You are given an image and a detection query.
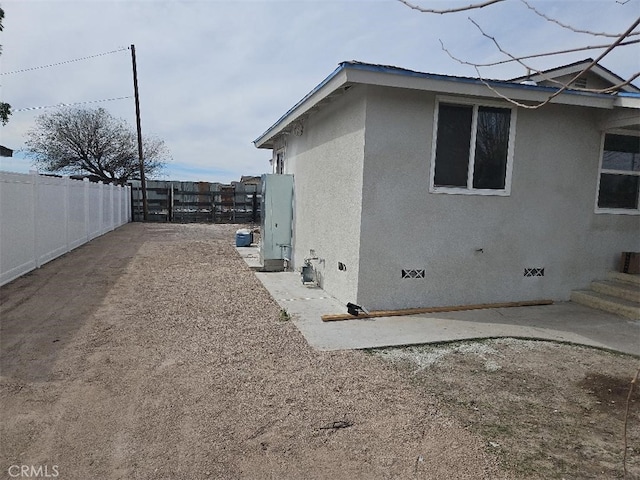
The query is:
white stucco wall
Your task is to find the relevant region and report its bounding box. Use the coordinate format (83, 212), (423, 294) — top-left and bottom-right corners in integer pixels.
(356, 86), (639, 311)
(283, 86), (367, 305)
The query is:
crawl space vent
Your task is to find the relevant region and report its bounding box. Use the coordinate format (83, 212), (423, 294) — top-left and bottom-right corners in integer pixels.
(402, 269), (425, 279)
(524, 267), (545, 277)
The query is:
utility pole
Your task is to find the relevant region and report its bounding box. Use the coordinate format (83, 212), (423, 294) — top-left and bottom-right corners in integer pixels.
(131, 44), (148, 221)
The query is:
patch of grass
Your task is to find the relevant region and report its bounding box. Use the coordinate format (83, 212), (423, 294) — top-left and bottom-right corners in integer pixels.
(279, 309), (291, 322)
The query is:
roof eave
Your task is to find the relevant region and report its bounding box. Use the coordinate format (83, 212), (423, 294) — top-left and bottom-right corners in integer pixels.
(510, 60), (640, 94)
(254, 62), (632, 150)
(344, 66), (618, 109)
(614, 93), (640, 108)
(253, 66), (349, 149)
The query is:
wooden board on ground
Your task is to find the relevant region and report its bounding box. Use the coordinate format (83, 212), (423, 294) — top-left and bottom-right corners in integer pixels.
(321, 300), (554, 322)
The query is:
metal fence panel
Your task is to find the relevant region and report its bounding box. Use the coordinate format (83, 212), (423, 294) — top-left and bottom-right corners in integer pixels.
(130, 180), (262, 223)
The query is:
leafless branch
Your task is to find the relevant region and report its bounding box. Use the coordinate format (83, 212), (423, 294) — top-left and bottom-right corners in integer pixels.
(474, 17), (640, 108)
(520, 0), (640, 38)
(468, 18), (536, 75)
(530, 15), (639, 99)
(396, 0), (504, 15)
(597, 71), (640, 93)
(473, 68), (637, 109)
(442, 34), (639, 94)
(318, 418), (354, 430)
(457, 15), (640, 106)
(464, 18), (569, 91)
(441, 39), (640, 68)
(400, 0), (639, 106)
(472, 72), (543, 109)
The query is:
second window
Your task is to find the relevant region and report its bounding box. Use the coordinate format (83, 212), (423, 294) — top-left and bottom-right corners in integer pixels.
(431, 99), (516, 195)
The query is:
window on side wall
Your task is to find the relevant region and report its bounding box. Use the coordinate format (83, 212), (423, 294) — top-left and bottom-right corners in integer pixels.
(596, 133), (640, 214)
(430, 98), (516, 196)
(275, 150), (285, 174)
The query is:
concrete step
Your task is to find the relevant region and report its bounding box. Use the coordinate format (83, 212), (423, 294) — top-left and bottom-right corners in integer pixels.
(570, 289), (640, 320)
(591, 279), (640, 303)
(607, 271), (640, 286)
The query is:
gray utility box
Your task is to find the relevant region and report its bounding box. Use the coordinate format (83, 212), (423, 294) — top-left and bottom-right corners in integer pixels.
(260, 174), (294, 271)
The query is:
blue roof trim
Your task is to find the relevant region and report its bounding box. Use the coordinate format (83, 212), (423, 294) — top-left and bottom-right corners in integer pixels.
(342, 61), (618, 98)
(619, 91), (640, 98)
(253, 63), (347, 146)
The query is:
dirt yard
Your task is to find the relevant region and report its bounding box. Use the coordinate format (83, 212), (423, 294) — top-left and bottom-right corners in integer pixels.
(374, 340), (640, 479)
(1, 223), (638, 479)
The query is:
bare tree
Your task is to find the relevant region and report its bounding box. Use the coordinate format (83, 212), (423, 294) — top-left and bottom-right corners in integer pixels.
(398, 0), (640, 108)
(25, 107), (169, 185)
(0, 6), (12, 125)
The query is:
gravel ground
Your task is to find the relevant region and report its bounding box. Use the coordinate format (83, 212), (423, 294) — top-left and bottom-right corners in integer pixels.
(1, 223), (506, 479)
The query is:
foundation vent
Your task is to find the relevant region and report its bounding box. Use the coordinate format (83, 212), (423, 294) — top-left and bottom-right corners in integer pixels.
(402, 269), (425, 279)
(524, 267), (545, 277)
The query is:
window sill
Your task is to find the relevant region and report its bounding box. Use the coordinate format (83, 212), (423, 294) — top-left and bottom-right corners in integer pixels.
(595, 208), (640, 215)
(429, 186), (511, 197)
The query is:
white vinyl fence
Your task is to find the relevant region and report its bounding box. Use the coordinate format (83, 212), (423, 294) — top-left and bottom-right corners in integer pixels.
(0, 171), (131, 286)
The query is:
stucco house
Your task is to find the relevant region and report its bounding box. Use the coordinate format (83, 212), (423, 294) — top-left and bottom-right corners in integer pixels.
(253, 60), (640, 314)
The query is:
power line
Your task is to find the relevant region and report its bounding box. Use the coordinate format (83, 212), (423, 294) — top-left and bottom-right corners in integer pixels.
(1, 47), (129, 76)
(13, 96), (133, 112)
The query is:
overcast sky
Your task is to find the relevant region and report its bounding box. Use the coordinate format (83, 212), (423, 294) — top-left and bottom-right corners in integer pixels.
(1, 0), (638, 183)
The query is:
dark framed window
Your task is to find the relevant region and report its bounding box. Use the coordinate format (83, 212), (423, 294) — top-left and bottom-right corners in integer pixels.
(431, 99), (516, 195)
(597, 133), (640, 212)
(275, 150), (285, 174)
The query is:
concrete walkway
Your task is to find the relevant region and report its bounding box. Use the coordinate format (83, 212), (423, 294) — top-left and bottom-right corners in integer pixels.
(237, 246), (640, 356)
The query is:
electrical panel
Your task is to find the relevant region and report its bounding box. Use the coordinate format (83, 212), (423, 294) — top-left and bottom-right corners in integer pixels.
(260, 174), (294, 271)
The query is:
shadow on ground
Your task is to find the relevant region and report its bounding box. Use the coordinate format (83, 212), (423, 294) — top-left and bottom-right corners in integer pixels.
(0, 223), (154, 383)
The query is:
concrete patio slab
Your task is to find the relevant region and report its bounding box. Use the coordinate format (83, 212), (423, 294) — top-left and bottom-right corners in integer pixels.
(235, 245), (262, 271)
(239, 246), (640, 356)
